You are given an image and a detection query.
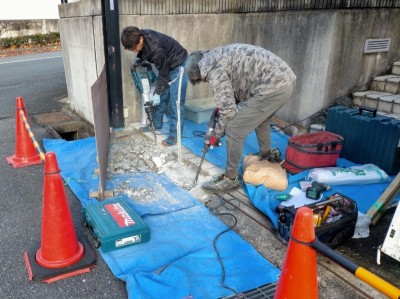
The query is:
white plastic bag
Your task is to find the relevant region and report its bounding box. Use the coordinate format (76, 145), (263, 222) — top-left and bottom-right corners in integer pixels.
(307, 164), (390, 185)
(352, 212), (371, 239)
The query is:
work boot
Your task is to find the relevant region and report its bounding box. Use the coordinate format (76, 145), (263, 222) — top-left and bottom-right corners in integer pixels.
(258, 148), (282, 163)
(161, 136), (177, 146)
(139, 125), (161, 133)
(202, 174), (241, 193)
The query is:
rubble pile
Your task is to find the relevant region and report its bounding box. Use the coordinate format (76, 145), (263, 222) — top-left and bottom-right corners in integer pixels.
(107, 129), (201, 200)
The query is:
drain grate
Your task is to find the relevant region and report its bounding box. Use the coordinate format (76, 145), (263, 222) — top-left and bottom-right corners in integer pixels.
(221, 282), (278, 299)
(364, 38), (391, 53)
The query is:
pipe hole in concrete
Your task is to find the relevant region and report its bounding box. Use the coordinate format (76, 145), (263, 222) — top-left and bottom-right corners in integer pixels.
(51, 121), (94, 141)
(32, 112), (94, 141)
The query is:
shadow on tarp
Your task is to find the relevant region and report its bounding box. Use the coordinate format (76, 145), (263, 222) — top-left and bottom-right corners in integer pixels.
(43, 137), (280, 299)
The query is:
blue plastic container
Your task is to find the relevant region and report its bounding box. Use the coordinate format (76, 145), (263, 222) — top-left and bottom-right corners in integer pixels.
(326, 106), (400, 175)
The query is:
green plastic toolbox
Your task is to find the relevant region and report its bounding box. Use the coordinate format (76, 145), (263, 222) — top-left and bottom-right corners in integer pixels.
(82, 198), (150, 252)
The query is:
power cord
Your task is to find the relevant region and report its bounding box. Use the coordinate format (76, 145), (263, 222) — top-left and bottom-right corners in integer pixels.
(193, 130), (206, 138)
(207, 195), (242, 296)
(271, 93), (354, 133)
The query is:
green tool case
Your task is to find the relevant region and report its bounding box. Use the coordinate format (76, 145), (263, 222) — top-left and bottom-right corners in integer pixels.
(82, 198), (150, 252)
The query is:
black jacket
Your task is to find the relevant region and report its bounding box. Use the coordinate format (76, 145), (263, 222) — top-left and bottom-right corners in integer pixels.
(137, 29), (188, 95)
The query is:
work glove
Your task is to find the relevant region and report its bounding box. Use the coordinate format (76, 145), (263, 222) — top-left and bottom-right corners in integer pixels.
(152, 94), (161, 106)
(204, 134), (221, 147)
(134, 57), (143, 67)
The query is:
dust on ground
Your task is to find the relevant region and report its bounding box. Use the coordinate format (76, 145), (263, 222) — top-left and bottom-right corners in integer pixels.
(107, 127), (210, 203)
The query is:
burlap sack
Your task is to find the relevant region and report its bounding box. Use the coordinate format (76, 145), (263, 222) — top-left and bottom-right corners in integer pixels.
(243, 155), (288, 191)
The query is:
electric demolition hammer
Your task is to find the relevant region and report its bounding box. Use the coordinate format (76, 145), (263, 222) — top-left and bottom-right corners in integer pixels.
(130, 59), (157, 141)
(193, 108), (221, 186)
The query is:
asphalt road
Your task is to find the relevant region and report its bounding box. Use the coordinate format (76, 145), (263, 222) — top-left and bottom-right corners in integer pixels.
(0, 51), (127, 299)
(0, 51), (67, 118)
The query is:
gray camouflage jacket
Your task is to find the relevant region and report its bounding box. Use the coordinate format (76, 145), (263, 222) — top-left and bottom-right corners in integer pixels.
(198, 44), (296, 138)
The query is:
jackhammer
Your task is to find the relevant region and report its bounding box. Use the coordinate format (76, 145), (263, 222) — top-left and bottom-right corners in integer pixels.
(130, 59), (157, 141)
(193, 108), (221, 186)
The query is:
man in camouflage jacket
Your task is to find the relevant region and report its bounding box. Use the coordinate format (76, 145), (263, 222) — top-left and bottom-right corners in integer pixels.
(186, 44), (296, 193)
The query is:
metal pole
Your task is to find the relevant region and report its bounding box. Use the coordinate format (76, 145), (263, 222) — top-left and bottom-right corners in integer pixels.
(101, 0), (124, 128)
(176, 67), (184, 167)
(312, 239), (400, 299)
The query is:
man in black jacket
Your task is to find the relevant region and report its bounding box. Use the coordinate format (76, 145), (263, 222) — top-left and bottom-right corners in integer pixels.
(121, 26), (188, 146)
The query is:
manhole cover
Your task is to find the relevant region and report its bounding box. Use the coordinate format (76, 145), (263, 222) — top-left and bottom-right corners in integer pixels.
(33, 112), (74, 126)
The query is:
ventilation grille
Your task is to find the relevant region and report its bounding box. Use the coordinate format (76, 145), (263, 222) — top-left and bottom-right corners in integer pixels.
(364, 38), (391, 53)
(221, 282), (278, 299)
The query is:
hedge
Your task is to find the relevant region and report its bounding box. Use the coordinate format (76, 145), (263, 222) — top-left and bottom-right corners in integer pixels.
(0, 32), (60, 50)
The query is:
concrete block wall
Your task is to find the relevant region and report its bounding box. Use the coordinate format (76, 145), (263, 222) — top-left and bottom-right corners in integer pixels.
(353, 60), (400, 117)
(59, 1), (400, 127)
(0, 19), (59, 38)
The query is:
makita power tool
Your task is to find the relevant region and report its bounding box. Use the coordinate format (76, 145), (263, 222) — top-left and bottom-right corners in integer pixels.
(130, 59), (157, 140)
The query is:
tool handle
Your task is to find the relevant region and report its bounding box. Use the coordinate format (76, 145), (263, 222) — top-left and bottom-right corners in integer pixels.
(358, 106), (377, 117)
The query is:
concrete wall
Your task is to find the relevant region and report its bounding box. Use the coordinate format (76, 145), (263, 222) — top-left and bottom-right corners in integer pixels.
(58, 0), (103, 123)
(0, 20), (59, 38)
(59, 1), (400, 126)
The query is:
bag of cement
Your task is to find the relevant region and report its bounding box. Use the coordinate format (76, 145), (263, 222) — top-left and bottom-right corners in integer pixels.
(307, 164), (390, 185)
(243, 155), (288, 191)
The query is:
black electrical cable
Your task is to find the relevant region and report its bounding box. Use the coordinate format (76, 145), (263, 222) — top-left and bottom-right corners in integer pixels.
(212, 212), (238, 295)
(207, 196), (242, 296)
(140, 205), (194, 218)
(193, 130), (206, 138)
(270, 93), (355, 133)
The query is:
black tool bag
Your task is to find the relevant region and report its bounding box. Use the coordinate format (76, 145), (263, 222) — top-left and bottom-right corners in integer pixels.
(276, 193), (358, 248)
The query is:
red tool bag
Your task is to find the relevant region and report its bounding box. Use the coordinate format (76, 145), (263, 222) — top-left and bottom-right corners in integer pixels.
(283, 131), (344, 174)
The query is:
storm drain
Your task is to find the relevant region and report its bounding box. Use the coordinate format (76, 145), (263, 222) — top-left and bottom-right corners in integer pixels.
(32, 111), (94, 141)
(221, 282), (277, 299)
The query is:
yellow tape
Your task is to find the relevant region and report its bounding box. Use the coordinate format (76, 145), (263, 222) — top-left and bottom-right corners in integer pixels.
(19, 110), (45, 162)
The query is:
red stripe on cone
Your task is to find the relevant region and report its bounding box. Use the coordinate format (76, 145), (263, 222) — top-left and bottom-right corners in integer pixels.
(35, 152), (84, 268)
(6, 96), (42, 168)
(274, 207), (318, 299)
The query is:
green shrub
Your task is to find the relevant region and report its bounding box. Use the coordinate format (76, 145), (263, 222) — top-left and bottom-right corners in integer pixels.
(0, 32), (60, 50)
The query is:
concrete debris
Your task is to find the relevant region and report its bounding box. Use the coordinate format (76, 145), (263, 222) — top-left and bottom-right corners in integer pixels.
(107, 128), (201, 195)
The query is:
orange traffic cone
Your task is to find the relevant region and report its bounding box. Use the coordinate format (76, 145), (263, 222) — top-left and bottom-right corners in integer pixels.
(274, 207), (318, 299)
(6, 96), (42, 168)
(24, 152), (96, 283)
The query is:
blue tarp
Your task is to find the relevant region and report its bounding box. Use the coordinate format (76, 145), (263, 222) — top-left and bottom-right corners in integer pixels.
(179, 120), (400, 229)
(179, 121), (289, 170)
(43, 136), (280, 299)
(43, 119), (399, 298)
